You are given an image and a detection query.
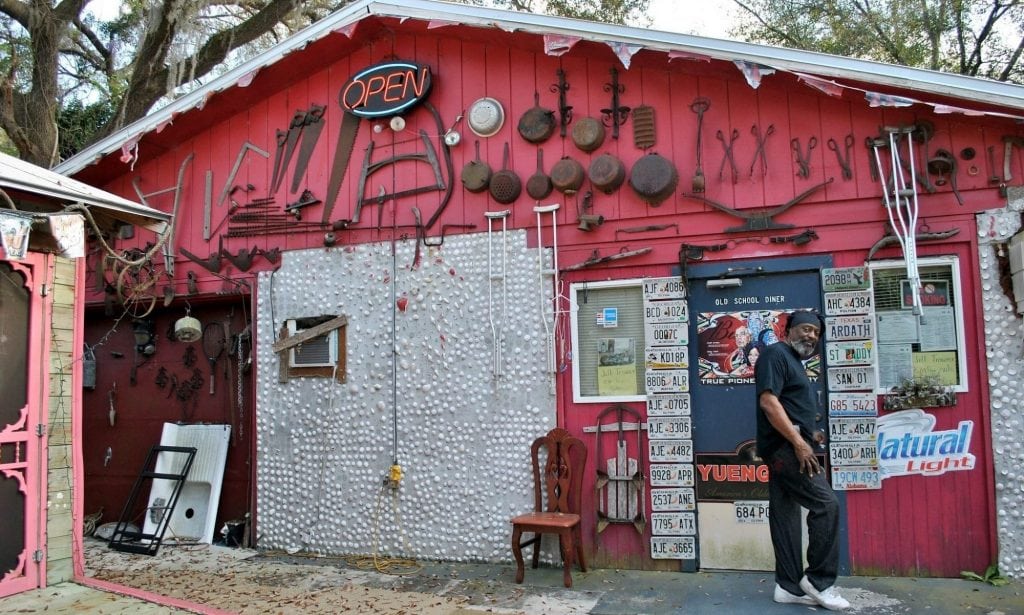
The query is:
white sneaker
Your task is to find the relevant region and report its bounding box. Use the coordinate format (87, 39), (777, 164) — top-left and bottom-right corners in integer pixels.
(799, 576), (850, 610)
(773, 584), (817, 605)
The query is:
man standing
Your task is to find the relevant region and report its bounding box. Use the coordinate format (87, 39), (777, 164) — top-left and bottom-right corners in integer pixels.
(755, 310), (849, 611)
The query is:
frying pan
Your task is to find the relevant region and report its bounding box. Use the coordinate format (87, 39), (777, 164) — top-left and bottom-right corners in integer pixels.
(526, 148), (553, 200)
(489, 142), (522, 204)
(517, 92), (556, 144)
(461, 140), (491, 193)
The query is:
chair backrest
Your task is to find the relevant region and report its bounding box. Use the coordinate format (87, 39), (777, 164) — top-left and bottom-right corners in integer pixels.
(530, 427), (588, 514)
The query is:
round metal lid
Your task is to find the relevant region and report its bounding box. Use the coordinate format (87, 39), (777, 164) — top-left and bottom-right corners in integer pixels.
(467, 97), (505, 138)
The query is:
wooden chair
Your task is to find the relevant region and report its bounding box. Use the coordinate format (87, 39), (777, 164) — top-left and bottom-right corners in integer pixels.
(510, 427), (588, 588)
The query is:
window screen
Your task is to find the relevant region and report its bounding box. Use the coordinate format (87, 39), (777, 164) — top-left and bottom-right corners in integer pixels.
(572, 281), (646, 401)
(870, 259), (965, 392)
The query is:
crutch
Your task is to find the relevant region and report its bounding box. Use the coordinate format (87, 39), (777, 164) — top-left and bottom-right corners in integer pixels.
(534, 204), (560, 376)
(873, 126), (923, 317)
(485, 210), (511, 379)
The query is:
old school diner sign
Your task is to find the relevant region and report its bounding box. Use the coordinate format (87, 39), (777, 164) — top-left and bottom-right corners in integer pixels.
(341, 61), (433, 118)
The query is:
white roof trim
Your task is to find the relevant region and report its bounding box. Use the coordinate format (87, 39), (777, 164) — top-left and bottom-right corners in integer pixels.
(55, 0), (1024, 176)
(1, 152), (169, 233)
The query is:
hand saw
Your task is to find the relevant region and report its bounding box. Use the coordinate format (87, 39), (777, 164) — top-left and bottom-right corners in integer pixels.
(322, 110), (361, 224)
(290, 103), (326, 194)
(273, 109), (308, 193)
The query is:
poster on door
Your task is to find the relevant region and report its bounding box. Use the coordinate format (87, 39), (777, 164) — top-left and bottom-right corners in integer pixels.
(696, 310), (787, 384)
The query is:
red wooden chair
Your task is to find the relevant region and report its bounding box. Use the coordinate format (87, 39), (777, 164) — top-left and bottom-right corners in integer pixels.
(510, 427), (588, 588)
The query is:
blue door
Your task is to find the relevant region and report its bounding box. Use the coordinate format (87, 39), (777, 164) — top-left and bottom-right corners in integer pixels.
(686, 256), (828, 570)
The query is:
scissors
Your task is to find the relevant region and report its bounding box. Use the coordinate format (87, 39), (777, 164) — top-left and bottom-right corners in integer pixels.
(827, 134), (855, 180)
(791, 136), (818, 178)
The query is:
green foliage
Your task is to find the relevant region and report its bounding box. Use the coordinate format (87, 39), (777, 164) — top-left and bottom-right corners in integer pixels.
(730, 0), (1024, 83)
(57, 99), (116, 161)
(961, 564), (1010, 586)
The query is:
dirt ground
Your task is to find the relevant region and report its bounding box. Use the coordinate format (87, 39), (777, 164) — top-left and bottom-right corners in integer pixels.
(83, 539), (534, 615)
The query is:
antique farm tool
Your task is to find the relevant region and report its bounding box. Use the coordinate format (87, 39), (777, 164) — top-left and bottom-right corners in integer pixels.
(600, 67), (630, 140)
(717, 128), (740, 183)
(927, 149), (964, 206)
(791, 136), (818, 178)
(749, 123), (774, 177)
(517, 91), (556, 144)
(322, 110), (361, 223)
(133, 152), (194, 278)
(526, 148), (553, 200)
(683, 177), (833, 233)
(489, 142), (522, 204)
(865, 137), (882, 182)
(203, 170), (213, 241)
(552, 68), (573, 137)
(353, 130), (446, 224)
(461, 140), (492, 193)
(290, 103), (327, 193)
(563, 246), (652, 271)
(614, 223), (678, 240)
(867, 227), (959, 261)
(828, 134), (855, 181)
(689, 97), (710, 192)
(180, 246), (222, 274)
(283, 189), (322, 218)
(269, 129), (288, 197)
(587, 404), (646, 535)
(216, 142), (270, 208)
(632, 104), (655, 150)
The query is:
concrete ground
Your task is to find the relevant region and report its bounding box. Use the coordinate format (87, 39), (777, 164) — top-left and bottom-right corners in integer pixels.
(1, 538), (1021, 614)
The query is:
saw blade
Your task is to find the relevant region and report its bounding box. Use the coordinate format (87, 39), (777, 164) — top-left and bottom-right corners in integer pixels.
(322, 111), (361, 224)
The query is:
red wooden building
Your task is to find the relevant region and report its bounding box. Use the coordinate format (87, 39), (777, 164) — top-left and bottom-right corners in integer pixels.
(45, 0), (1024, 582)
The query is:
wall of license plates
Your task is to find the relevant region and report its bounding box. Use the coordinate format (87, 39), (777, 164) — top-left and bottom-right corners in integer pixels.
(822, 266), (883, 490)
(642, 277), (698, 561)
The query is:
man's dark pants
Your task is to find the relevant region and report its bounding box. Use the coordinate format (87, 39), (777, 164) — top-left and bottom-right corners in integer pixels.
(766, 443), (840, 595)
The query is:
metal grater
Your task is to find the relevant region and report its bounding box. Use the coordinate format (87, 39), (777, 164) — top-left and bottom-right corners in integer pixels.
(632, 105), (656, 150)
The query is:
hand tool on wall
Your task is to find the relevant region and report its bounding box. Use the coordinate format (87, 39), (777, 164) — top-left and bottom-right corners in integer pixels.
(926, 149), (964, 206)
(791, 136), (817, 178)
(749, 124), (774, 177)
(272, 110), (307, 193)
(865, 137), (881, 182)
(689, 97), (710, 192)
(203, 170), (213, 241)
(322, 110), (361, 224)
(828, 134), (855, 180)
(614, 223), (679, 240)
(563, 246), (652, 271)
(217, 142), (270, 208)
(269, 129), (288, 196)
(290, 103), (327, 193)
(867, 227), (959, 261)
(632, 104), (656, 150)
(600, 67), (630, 140)
(352, 130), (446, 225)
(717, 128), (740, 183)
(1002, 135), (1024, 183)
(203, 321), (226, 395)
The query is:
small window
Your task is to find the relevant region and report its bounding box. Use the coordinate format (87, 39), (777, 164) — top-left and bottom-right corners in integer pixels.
(570, 279), (646, 403)
(869, 256), (967, 393)
(277, 316), (347, 383)
(287, 320), (337, 368)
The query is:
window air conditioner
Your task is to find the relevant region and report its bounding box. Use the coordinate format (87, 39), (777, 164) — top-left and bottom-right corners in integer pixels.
(286, 319), (337, 367)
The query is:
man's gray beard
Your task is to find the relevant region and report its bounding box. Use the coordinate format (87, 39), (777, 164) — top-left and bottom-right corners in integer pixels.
(792, 339), (816, 359)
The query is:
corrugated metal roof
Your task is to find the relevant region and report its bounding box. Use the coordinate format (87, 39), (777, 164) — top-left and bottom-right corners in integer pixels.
(54, 0), (1024, 177)
(1, 151), (169, 233)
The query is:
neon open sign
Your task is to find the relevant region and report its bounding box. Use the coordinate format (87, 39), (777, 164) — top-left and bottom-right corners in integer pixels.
(339, 61), (432, 118)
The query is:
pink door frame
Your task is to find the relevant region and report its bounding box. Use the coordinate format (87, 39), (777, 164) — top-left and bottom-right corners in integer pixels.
(0, 253), (48, 597)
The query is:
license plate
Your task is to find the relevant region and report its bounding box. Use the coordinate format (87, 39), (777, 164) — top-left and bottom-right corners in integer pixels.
(828, 393), (877, 416)
(831, 466), (882, 490)
(644, 300), (689, 324)
(821, 267), (871, 291)
(650, 512), (697, 535)
(829, 417), (877, 442)
(644, 277), (687, 301)
(649, 464), (695, 487)
(650, 487), (696, 511)
(649, 439), (693, 463)
(645, 369), (690, 394)
(734, 500), (770, 524)
(645, 347), (689, 370)
(825, 341), (874, 366)
(826, 315), (874, 341)
(829, 442), (878, 466)
(647, 393), (691, 416)
(824, 290), (874, 316)
(647, 417), (692, 440)
(827, 366), (876, 391)
(650, 536), (696, 560)
(645, 322), (689, 348)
